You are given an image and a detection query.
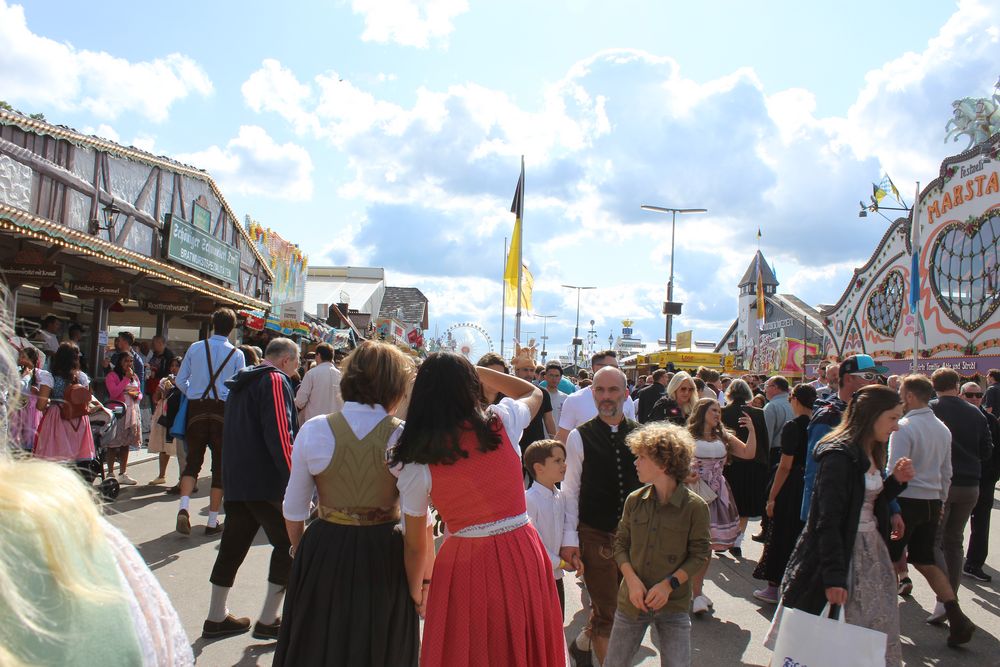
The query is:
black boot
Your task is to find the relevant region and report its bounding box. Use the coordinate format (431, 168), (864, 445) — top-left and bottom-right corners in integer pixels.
(944, 599), (975, 648)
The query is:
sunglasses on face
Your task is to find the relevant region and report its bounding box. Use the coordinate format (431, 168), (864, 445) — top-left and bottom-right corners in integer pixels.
(849, 372), (877, 381)
(965, 392), (983, 398)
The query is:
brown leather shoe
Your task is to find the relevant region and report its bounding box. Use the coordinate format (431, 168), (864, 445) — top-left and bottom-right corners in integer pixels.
(252, 618), (281, 640)
(204, 522), (224, 536)
(202, 613), (251, 639)
(176, 509), (191, 535)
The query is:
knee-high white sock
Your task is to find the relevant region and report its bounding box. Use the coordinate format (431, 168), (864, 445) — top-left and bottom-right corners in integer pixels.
(259, 582), (285, 624)
(208, 584), (231, 622)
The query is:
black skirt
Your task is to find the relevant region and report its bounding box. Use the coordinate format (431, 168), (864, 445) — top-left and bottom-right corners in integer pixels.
(273, 520), (419, 667)
(753, 465), (806, 583)
(724, 457), (768, 518)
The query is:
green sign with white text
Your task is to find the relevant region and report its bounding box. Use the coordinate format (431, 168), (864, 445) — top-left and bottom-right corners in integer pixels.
(164, 214), (240, 285)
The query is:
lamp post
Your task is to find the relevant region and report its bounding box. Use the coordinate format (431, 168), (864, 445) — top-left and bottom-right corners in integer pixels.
(562, 284), (595, 370)
(640, 205), (707, 350)
(534, 314), (558, 363)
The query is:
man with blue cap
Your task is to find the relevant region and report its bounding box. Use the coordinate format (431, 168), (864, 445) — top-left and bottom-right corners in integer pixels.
(800, 354), (890, 521)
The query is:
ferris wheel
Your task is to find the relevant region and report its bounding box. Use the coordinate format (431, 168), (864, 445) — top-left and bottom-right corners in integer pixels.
(442, 322), (494, 360)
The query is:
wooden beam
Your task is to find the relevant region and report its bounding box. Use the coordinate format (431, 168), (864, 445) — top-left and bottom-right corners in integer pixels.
(0, 136), (160, 231)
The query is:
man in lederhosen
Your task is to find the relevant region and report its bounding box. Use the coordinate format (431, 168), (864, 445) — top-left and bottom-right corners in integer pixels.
(174, 309), (246, 535)
(560, 366), (642, 666)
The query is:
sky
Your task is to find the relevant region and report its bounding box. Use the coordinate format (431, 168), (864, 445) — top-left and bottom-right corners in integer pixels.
(3, 0), (998, 360)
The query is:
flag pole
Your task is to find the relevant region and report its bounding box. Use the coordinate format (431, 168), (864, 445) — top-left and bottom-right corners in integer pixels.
(911, 181), (921, 373)
(515, 156), (524, 346)
(501, 236), (507, 358)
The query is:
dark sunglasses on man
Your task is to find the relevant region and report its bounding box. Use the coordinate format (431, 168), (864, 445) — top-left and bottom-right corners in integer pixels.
(964, 391), (983, 398)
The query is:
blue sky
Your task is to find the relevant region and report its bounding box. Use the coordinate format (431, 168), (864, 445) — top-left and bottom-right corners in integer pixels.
(3, 0), (997, 358)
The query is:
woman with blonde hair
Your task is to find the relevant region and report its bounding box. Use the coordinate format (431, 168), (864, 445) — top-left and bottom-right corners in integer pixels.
(647, 370), (698, 425)
(686, 397), (757, 615)
(0, 297), (192, 666)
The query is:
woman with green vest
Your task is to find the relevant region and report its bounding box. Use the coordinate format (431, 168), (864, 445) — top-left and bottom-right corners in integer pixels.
(276, 340), (429, 666)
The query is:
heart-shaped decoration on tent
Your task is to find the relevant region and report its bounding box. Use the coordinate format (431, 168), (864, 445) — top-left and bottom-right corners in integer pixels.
(867, 269), (904, 338)
(929, 212), (1000, 332)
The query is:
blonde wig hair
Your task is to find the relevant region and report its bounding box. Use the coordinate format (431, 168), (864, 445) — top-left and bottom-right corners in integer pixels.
(0, 289), (124, 666)
(665, 370), (699, 417)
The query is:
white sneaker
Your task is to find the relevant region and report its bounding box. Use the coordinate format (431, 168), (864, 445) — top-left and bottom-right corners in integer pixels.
(692, 595), (711, 615)
(926, 601), (947, 625)
(702, 593), (714, 608)
(118, 473), (138, 486)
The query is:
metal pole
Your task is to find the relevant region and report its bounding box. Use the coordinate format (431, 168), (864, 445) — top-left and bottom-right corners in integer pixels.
(574, 288), (581, 367)
(911, 181), (921, 373)
(541, 318), (548, 362)
(501, 236), (507, 358)
(514, 156), (525, 346)
(666, 209), (676, 351)
(534, 314), (556, 363)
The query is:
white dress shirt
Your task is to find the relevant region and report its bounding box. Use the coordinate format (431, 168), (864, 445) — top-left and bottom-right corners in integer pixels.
(294, 361), (345, 422)
(557, 386), (636, 432)
(560, 419), (628, 549)
(525, 483), (566, 578)
(282, 402), (403, 521)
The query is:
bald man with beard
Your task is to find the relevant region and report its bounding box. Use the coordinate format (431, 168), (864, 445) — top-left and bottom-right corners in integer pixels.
(560, 367), (642, 666)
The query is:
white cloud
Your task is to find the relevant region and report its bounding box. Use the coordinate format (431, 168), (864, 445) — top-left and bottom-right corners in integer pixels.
(351, 0), (469, 48)
(0, 0), (212, 122)
(130, 134), (157, 152)
(843, 0), (1000, 184)
(247, 3), (1000, 351)
(176, 125), (314, 201)
(80, 123), (120, 143)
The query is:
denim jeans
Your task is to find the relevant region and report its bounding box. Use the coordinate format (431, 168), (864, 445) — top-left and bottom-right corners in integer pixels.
(605, 609), (691, 667)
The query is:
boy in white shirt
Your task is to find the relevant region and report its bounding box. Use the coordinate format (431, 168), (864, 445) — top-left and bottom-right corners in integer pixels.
(524, 439), (581, 616)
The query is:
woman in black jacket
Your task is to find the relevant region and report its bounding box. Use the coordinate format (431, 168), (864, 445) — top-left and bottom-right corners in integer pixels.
(765, 385), (914, 666)
(647, 371), (698, 425)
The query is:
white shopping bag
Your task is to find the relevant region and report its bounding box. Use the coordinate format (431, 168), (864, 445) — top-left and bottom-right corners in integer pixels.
(771, 604), (886, 667)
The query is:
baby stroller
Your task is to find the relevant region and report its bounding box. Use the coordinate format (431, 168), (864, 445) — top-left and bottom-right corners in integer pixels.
(78, 400), (125, 501)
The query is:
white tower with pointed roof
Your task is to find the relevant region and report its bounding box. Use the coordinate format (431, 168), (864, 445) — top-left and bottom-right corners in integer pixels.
(735, 251), (779, 368)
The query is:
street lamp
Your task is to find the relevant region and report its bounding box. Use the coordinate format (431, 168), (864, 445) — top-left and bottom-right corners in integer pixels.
(640, 205), (708, 351)
(561, 284), (595, 369)
(533, 314), (558, 363)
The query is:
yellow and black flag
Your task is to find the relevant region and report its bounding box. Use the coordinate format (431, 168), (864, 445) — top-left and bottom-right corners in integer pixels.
(504, 157), (532, 310)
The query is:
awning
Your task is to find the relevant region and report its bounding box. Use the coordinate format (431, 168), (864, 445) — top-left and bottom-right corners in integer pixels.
(0, 205), (269, 311)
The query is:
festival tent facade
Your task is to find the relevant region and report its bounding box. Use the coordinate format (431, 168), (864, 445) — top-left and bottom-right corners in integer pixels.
(817, 133), (1000, 378)
(0, 109), (273, 368)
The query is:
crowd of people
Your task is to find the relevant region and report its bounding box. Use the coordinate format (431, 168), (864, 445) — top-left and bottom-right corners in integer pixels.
(3, 302), (999, 665)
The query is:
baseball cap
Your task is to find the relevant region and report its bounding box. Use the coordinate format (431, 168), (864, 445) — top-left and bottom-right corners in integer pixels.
(839, 354), (889, 378)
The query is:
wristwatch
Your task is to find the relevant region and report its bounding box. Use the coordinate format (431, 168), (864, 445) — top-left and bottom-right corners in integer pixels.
(668, 576), (681, 590)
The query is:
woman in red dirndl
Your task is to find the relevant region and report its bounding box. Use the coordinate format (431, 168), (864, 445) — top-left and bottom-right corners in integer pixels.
(394, 353), (566, 667)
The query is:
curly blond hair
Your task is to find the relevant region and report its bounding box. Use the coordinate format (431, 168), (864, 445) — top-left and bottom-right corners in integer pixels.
(626, 422), (695, 483)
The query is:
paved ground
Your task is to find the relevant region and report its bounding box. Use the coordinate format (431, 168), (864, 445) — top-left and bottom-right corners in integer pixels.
(107, 453), (1000, 666)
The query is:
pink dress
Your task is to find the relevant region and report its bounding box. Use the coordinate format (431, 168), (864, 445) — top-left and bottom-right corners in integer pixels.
(104, 372), (142, 449)
(400, 400), (566, 667)
(9, 369), (49, 450)
(34, 376), (95, 462)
